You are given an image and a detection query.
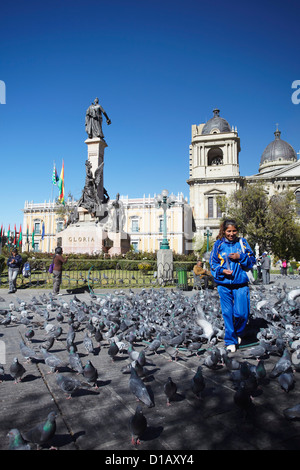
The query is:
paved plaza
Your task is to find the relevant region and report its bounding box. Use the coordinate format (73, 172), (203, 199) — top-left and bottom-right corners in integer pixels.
(1, 274), (300, 453)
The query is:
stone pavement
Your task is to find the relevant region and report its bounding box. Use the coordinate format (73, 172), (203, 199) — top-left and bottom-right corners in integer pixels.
(0, 274), (300, 453)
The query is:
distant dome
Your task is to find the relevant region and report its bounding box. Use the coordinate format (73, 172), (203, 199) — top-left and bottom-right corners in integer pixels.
(201, 109), (231, 135)
(259, 128), (297, 172)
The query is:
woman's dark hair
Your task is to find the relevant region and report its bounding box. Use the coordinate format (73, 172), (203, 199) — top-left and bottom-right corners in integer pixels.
(216, 219), (238, 240)
(55, 246), (63, 255)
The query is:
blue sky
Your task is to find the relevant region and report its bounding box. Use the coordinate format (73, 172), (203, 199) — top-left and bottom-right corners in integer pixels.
(1, 0), (300, 233)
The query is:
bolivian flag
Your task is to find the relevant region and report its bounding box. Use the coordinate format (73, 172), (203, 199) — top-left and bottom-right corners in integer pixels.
(58, 160), (65, 205)
(17, 224), (22, 247)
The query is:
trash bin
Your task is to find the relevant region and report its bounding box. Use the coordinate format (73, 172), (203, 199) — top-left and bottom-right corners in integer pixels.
(176, 266), (188, 290)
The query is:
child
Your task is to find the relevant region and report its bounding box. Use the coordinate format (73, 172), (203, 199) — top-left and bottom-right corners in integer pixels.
(209, 219), (256, 353)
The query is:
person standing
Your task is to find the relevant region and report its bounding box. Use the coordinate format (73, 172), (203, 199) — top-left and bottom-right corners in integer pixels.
(52, 247), (68, 296)
(209, 219), (256, 353)
(281, 259), (287, 276)
(7, 248), (22, 293)
(261, 252), (271, 284)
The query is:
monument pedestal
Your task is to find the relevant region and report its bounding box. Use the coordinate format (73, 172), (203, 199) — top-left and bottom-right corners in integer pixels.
(157, 249), (173, 284)
(56, 222), (106, 255)
(107, 231), (131, 256)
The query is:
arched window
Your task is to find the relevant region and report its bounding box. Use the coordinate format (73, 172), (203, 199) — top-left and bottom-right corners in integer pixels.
(295, 190), (300, 216)
(207, 147), (223, 166)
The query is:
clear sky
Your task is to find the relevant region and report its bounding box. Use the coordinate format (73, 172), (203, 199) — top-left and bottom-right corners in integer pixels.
(1, 0), (300, 233)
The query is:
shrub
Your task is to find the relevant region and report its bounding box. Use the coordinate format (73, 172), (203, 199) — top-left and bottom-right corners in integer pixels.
(138, 262), (152, 274)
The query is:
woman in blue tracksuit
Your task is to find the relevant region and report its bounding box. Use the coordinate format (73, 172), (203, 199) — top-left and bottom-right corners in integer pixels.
(209, 219), (256, 353)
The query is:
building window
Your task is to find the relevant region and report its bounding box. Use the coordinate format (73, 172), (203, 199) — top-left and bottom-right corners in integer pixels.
(131, 218), (139, 233)
(34, 221), (41, 234)
(33, 242), (39, 252)
(57, 220), (64, 232)
(295, 191), (300, 216)
(131, 242), (139, 253)
(208, 197), (214, 218)
(159, 217), (163, 232)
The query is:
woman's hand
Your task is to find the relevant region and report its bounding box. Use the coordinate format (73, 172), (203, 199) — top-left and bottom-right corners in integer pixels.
(223, 269), (233, 275)
(228, 253), (240, 261)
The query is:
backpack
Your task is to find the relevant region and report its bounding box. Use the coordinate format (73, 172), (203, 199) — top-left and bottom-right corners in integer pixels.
(22, 261), (31, 278)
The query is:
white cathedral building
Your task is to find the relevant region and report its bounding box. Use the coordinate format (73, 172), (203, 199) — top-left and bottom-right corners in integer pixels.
(188, 108), (300, 242)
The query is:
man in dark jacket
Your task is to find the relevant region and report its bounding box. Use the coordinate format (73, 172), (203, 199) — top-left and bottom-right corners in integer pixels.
(261, 252), (271, 285)
(7, 248), (22, 293)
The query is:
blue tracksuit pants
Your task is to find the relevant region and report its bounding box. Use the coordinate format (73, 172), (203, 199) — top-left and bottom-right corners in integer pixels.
(217, 284), (250, 346)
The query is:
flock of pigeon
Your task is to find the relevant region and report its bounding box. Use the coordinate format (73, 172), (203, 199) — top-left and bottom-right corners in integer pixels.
(2, 280), (300, 450)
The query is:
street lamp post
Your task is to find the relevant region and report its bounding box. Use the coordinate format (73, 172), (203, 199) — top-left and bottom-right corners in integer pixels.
(155, 189), (175, 284)
(155, 189), (175, 249)
(204, 226), (212, 253)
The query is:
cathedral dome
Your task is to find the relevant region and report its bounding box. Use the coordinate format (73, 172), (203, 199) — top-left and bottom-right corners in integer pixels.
(259, 128), (297, 173)
(201, 108), (231, 135)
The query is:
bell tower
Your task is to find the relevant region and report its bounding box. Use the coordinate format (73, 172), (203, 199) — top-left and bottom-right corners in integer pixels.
(187, 109), (242, 240)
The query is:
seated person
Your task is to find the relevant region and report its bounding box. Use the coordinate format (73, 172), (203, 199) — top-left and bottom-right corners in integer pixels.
(193, 260), (215, 289)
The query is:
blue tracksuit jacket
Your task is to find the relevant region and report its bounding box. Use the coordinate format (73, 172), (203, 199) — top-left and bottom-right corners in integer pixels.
(209, 237), (256, 346)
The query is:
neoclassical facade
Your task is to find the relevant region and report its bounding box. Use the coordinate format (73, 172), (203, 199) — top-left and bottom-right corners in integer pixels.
(188, 108), (300, 242)
(22, 193), (193, 254)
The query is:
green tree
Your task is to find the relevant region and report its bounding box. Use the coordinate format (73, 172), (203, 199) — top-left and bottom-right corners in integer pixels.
(220, 182), (300, 261)
(266, 192), (300, 261)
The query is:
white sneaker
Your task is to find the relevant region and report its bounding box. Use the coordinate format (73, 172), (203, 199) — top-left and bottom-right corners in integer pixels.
(238, 337), (242, 345)
(226, 344), (236, 353)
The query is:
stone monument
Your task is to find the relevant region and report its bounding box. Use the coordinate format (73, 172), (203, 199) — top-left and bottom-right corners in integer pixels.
(56, 98), (130, 255)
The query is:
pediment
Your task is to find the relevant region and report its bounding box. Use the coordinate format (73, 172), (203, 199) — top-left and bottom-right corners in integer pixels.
(204, 188), (227, 196)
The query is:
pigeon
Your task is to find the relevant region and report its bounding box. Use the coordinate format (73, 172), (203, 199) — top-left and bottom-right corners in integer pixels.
(128, 344), (139, 362)
(25, 328), (34, 342)
(250, 360), (267, 382)
(39, 336), (55, 352)
(164, 376), (177, 406)
(19, 340), (42, 363)
(83, 360), (98, 388)
(83, 333), (94, 355)
(1, 312), (12, 327)
(48, 325), (63, 340)
(204, 349), (221, 370)
(129, 366), (154, 407)
(0, 364), (4, 382)
(240, 341), (269, 359)
(223, 353), (240, 371)
(129, 405), (147, 445)
(9, 357), (26, 383)
(145, 334), (161, 354)
(23, 411), (57, 449)
(283, 403), (300, 420)
(56, 373), (83, 399)
(277, 370), (295, 393)
(269, 348), (292, 379)
(56, 311), (64, 323)
(191, 366), (205, 399)
(68, 346), (84, 374)
(40, 348), (65, 374)
(7, 429), (31, 450)
(108, 339), (119, 361)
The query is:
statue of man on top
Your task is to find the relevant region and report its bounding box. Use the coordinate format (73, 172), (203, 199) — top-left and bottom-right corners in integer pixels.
(85, 97), (111, 139)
